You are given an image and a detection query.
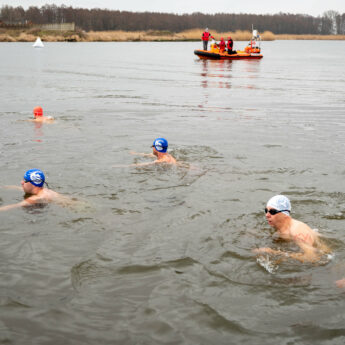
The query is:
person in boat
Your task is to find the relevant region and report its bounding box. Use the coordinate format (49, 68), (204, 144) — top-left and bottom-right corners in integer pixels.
(219, 37), (226, 53)
(0, 169), (71, 212)
(227, 36), (235, 55)
(129, 137), (177, 167)
(253, 195), (331, 263)
(30, 106), (54, 123)
(201, 28), (214, 51)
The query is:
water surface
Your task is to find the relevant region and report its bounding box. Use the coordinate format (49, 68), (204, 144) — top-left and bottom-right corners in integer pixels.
(0, 41), (345, 344)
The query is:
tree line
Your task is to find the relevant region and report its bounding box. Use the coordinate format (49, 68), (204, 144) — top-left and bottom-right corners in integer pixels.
(1, 4), (345, 35)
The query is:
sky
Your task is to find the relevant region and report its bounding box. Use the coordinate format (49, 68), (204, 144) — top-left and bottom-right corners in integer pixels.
(1, 0), (345, 17)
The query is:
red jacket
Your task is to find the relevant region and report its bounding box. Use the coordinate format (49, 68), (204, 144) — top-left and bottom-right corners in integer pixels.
(202, 32), (213, 41)
(227, 39), (233, 50)
(219, 40), (226, 50)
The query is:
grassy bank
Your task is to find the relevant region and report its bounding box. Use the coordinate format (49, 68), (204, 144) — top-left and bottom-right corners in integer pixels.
(1, 28), (345, 42)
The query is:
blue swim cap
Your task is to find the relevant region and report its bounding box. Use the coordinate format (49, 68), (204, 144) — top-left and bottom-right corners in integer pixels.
(152, 138), (168, 153)
(24, 169), (45, 187)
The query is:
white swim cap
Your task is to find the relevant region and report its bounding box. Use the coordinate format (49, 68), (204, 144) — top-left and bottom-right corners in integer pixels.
(266, 195), (291, 216)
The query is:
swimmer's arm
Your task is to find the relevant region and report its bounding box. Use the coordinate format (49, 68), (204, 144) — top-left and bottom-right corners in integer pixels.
(129, 151), (155, 158)
(335, 278), (345, 288)
(253, 247), (285, 255)
(113, 161), (158, 168)
(176, 162), (200, 170)
(253, 244), (318, 263)
(1, 185), (22, 191)
(290, 241), (320, 263)
(0, 199), (33, 212)
(130, 161), (159, 167)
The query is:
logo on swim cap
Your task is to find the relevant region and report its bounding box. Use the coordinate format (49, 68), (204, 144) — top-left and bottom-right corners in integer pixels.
(24, 169), (45, 187)
(267, 195), (291, 216)
(153, 138), (168, 153)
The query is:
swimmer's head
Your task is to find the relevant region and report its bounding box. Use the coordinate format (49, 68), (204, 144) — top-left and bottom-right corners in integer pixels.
(23, 169), (45, 187)
(152, 138), (168, 153)
(266, 195), (291, 216)
(33, 106), (43, 117)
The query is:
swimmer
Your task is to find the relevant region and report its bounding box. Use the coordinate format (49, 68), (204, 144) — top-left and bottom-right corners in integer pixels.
(0, 169), (70, 211)
(253, 195), (331, 263)
(124, 137), (177, 167)
(29, 106), (54, 123)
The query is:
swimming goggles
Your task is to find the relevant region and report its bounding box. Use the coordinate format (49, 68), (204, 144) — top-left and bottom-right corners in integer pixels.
(265, 208), (290, 215)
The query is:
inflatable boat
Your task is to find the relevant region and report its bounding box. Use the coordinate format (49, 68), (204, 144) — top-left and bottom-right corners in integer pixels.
(195, 29), (263, 60)
(194, 48), (263, 60)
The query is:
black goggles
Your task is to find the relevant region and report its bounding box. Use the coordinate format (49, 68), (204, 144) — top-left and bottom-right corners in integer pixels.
(265, 208), (290, 215)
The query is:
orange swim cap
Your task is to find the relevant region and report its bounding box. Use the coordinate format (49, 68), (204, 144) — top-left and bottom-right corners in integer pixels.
(33, 106), (43, 117)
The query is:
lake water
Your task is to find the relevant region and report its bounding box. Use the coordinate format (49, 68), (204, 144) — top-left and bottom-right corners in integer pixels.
(0, 40), (345, 344)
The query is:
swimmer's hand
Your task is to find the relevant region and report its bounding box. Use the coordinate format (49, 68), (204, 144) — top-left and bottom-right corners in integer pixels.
(336, 278), (345, 289)
(112, 162), (157, 168)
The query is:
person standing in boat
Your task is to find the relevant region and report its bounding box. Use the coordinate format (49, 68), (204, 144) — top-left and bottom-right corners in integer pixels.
(219, 37), (226, 53)
(201, 28), (214, 51)
(227, 36), (235, 54)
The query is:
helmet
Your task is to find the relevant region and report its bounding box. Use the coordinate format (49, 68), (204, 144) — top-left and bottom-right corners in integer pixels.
(228, 36), (232, 39)
(152, 138), (168, 153)
(221, 37), (224, 40)
(24, 169), (45, 187)
(33, 106), (43, 117)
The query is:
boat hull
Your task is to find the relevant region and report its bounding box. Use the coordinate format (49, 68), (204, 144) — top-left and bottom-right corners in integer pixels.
(194, 49), (263, 60)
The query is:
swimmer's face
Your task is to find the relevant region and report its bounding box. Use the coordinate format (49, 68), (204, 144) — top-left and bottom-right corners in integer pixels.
(265, 207), (284, 228)
(21, 179), (34, 194)
(152, 147), (159, 157)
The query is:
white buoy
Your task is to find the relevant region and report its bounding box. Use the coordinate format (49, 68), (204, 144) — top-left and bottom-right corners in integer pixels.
(33, 37), (44, 48)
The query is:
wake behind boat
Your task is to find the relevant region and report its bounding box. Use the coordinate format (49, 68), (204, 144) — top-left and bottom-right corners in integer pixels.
(195, 29), (263, 60)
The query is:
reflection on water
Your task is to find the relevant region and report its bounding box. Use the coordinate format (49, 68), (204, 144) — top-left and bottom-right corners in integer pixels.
(33, 121), (43, 142)
(0, 41), (345, 345)
(199, 59), (233, 89)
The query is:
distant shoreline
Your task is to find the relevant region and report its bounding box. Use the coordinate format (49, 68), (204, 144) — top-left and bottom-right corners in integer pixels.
(1, 29), (345, 42)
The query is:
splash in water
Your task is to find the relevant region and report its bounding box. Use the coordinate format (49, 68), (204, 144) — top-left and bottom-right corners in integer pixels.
(256, 254), (279, 274)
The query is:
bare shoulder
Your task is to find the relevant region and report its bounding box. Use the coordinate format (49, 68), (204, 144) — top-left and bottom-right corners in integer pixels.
(41, 189), (61, 200)
(33, 117), (55, 123)
(290, 219), (318, 244)
(159, 154), (177, 164)
(42, 117), (55, 123)
(292, 219), (312, 231)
